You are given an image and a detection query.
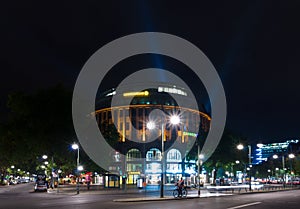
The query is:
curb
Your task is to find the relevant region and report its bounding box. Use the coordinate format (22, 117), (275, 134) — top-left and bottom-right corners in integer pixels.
(235, 187), (300, 195)
(113, 196), (200, 202)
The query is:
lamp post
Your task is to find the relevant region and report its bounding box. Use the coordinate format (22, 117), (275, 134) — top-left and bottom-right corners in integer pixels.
(197, 152), (204, 197)
(273, 154), (284, 185)
(72, 143), (80, 194)
(160, 121), (165, 198)
(38, 155), (48, 176)
(147, 114), (180, 198)
(288, 153), (295, 182)
(10, 165), (15, 180)
(267, 169), (271, 183)
(273, 153), (295, 187)
(57, 169), (62, 193)
(237, 144), (252, 191)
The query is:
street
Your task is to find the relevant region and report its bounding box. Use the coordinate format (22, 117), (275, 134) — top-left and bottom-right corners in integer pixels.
(0, 183), (299, 209)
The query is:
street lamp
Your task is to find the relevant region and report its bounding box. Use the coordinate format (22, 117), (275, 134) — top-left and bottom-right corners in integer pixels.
(288, 154), (295, 179)
(237, 144), (252, 191)
(78, 165), (84, 171)
(273, 153), (295, 186)
(72, 143), (80, 194)
(10, 165), (15, 178)
(273, 154), (286, 186)
(266, 169), (271, 183)
(147, 114), (181, 198)
(288, 153), (295, 159)
(198, 153), (204, 197)
(237, 144), (244, 150)
(41, 154), (55, 189)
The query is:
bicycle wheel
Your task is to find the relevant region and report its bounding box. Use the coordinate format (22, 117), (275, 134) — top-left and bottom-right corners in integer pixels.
(182, 188), (187, 198)
(173, 189), (179, 198)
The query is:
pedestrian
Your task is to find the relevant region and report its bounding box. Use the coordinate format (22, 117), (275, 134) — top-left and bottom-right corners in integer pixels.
(85, 174), (91, 190)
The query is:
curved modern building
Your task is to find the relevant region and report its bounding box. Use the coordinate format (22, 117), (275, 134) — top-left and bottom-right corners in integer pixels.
(95, 83), (211, 185)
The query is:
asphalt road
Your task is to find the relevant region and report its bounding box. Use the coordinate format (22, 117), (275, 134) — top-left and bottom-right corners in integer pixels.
(0, 183), (299, 209)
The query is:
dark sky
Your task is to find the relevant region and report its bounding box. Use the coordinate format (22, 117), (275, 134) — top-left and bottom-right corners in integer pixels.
(1, 1), (300, 143)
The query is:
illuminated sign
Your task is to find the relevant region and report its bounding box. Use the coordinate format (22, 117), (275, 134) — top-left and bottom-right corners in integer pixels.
(123, 91), (149, 97)
(128, 171), (140, 175)
(253, 139), (299, 165)
(183, 131), (198, 137)
(158, 86), (187, 96)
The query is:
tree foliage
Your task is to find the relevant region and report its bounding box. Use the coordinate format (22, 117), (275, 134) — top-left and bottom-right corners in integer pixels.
(186, 127), (248, 184)
(0, 85), (105, 180)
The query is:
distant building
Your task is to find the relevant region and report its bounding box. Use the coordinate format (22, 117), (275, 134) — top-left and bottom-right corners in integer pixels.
(95, 84), (210, 185)
(253, 140), (299, 165)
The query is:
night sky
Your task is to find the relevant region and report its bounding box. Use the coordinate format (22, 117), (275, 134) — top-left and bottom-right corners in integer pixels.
(1, 1), (300, 143)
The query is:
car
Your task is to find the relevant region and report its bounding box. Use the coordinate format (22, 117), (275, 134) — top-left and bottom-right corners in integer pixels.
(251, 181), (264, 190)
(17, 177), (30, 184)
(34, 174), (48, 192)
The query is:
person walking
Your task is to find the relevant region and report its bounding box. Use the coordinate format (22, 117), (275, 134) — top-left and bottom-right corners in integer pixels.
(85, 174), (91, 190)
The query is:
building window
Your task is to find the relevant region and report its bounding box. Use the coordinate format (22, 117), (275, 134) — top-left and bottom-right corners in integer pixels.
(146, 163), (162, 172)
(125, 122), (130, 130)
(146, 148), (161, 161)
(112, 151), (121, 162)
(166, 149), (181, 162)
(126, 163), (142, 172)
(167, 163), (182, 172)
(126, 149), (141, 161)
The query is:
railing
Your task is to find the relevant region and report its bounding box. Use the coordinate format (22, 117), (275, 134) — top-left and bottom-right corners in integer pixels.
(206, 183), (299, 193)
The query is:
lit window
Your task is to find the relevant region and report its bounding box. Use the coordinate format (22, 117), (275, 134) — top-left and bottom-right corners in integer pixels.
(146, 148), (161, 161)
(126, 149), (142, 161)
(166, 149), (181, 162)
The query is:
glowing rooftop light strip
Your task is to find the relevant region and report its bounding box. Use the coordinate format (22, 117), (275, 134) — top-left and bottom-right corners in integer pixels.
(95, 104), (211, 120)
(158, 86), (187, 96)
(123, 91), (149, 97)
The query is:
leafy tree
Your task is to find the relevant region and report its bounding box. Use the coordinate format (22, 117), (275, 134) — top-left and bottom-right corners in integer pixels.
(200, 129), (247, 184)
(0, 84), (117, 180)
(292, 155), (300, 176)
(0, 85), (76, 176)
(186, 128), (248, 184)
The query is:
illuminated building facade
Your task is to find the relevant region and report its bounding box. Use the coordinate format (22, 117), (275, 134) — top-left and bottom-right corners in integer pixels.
(95, 84), (211, 185)
(253, 140), (299, 165)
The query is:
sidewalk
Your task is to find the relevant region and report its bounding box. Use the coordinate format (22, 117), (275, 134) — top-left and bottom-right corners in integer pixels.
(47, 184), (233, 200)
(47, 183), (300, 202)
(113, 189), (233, 202)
